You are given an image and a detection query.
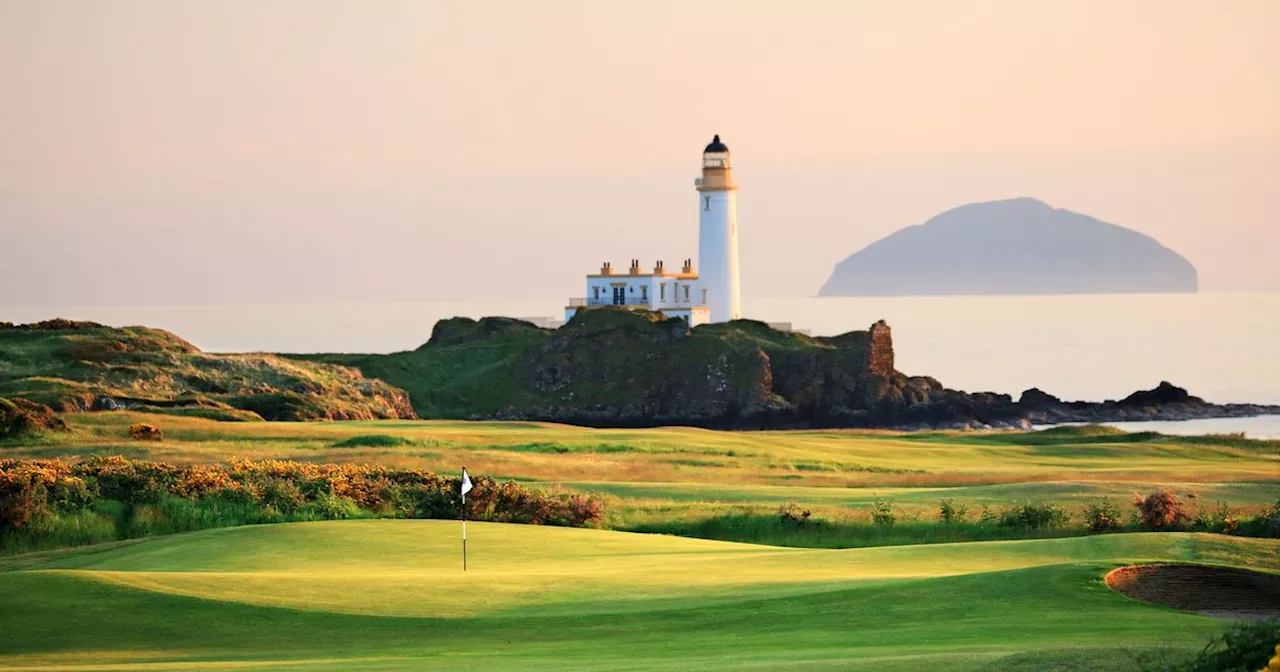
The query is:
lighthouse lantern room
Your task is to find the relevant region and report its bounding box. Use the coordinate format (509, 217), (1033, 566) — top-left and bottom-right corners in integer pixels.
(565, 135), (744, 327)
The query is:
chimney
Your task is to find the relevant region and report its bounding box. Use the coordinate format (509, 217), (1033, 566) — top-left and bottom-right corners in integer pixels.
(682, 258), (693, 274)
(654, 259), (665, 274)
(630, 259), (640, 275)
(601, 261), (613, 275)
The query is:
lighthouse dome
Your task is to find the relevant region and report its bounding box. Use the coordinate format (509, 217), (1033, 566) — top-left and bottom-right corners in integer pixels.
(703, 135), (729, 153)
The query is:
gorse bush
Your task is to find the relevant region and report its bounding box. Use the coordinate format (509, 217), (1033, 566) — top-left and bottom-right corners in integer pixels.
(939, 499), (969, 524)
(778, 503), (819, 530)
(1134, 489), (1188, 530)
(1190, 500), (1238, 535)
(999, 502), (1070, 529)
(0, 457), (604, 553)
(1140, 618), (1280, 672)
(871, 498), (896, 527)
(1084, 498), (1124, 533)
(129, 423), (163, 441)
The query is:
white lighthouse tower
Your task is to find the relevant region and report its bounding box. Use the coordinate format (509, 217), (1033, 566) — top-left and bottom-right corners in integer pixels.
(696, 135), (742, 322)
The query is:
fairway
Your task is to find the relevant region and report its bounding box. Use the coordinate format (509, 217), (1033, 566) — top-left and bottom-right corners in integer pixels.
(10, 412), (1279, 528)
(4, 413), (1279, 669)
(2, 521), (1279, 671)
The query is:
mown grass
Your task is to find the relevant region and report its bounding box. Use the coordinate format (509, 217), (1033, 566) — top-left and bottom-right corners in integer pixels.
(2, 411), (1276, 669)
(6, 412), (1277, 554)
(2, 521), (1276, 670)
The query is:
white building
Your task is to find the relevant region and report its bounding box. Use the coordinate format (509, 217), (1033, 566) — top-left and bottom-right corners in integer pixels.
(565, 135), (743, 327)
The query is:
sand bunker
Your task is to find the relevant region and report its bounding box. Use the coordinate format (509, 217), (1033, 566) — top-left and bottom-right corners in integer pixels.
(1106, 564), (1280, 619)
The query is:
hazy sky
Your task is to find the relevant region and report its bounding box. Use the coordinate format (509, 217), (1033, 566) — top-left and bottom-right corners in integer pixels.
(2, 0), (1277, 306)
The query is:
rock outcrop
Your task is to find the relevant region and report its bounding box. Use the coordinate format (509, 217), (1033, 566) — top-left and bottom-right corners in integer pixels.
(1018, 381), (1279, 426)
(307, 310), (1278, 430)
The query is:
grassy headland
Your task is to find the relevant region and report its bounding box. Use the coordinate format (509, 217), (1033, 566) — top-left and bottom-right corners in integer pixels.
(0, 319), (414, 421)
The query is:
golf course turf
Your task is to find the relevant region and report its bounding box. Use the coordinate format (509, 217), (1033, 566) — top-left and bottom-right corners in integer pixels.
(3, 413), (1278, 669)
(2, 521), (1278, 670)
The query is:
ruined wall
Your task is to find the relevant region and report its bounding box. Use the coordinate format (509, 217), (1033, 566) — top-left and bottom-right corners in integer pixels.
(867, 320), (894, 378)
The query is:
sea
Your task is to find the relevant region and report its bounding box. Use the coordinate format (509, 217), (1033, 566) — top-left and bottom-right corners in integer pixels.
(5, 293), (1279, 438)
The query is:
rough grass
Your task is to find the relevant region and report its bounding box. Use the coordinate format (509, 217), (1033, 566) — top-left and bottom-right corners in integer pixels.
(8, 412), (1278, 534)
(332, 434), (417, 448)
(0, 324), (414, 420)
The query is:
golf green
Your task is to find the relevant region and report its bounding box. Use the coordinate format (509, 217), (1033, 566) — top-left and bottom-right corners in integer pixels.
(3, 520), (1276, 670)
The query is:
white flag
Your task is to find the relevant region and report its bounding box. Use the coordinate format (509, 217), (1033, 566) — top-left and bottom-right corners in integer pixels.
(460, 467), (473, 496)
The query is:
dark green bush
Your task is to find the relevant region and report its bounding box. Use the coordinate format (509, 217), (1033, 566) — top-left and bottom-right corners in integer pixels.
(1141, 618), (1280, 671)
(778, 503), (818, 530)
(939, 499), (969, 524)
(1085, 498), (1124, 533)
(871, 498), (896, 527)
(0, 457), (604, 554)
(332, 434), (416, 448)
(999, 502), (1070, 529)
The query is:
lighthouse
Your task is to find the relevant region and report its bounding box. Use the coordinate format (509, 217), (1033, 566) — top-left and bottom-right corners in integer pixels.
(563, 135), (745, 328)
(695, 135), (742, 322)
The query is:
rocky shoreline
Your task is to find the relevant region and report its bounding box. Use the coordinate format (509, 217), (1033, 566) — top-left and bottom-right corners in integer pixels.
(6, 312), (1276, 433)
(885, 381), (1280, 432)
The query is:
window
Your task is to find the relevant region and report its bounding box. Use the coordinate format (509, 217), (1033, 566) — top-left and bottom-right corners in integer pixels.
(683, 285), (690, 302)
(612, 286), (625, 305)
(701, 288), (707, 304)
(640, 285), (647, 302)
(704, 196), (710, 212)
(592, 286), (599, 301)
(660, 284), (665, 301)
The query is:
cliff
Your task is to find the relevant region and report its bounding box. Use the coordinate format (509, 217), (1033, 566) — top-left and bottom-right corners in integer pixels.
(819, 198), (1199, 296)
(300, 310), (1279, 430)
(301, 308), (1016, 429)
(0, 320), (415, 421)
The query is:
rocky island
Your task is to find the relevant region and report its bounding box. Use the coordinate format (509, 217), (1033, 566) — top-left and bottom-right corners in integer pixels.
(819, 197), (1199, 297)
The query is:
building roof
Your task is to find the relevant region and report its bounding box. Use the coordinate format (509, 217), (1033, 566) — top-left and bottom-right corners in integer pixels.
(703, 134), (729, 153)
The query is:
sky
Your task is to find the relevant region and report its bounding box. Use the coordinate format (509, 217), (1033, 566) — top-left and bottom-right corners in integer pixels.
(2, 0), (1277, 306)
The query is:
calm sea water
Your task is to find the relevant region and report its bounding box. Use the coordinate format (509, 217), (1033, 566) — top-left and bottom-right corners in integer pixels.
(5, 294), (1278, 432)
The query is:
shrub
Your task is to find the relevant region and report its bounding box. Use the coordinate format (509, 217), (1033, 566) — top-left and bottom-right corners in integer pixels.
(332, 434), (415, 448)
(1133, 489), (1188, 530)
(0, 457), (605, 552)
(129, 423), (163, 441)
(1239, 499), (1280, 539)
(1191, 500), (1237, 535)
(979, 504), (998, 525)
(1084, 498), (1124, 533)
(0, 397), (66, 439)
(871, 498), (895, 527)
(939, 499), (969, 524)
(778, 503), (814, 529)
(1140, 618), (1280, 671)
(999, 502), (1069, 529)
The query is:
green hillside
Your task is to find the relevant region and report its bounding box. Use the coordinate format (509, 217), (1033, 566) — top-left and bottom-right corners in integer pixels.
(0, 320), (415, 421)
(2, 521), (1276, 670)
(296, 309), (930, 427)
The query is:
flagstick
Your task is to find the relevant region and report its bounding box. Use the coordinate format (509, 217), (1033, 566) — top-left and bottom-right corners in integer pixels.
(468, 486), (473, 570)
